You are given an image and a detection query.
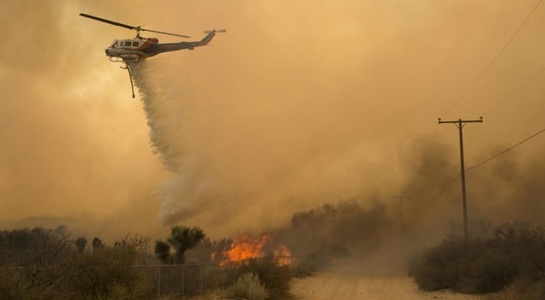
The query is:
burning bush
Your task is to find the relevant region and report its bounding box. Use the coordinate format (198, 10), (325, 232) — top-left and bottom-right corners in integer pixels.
(191, 233), (295, 298)
(223, 234), (292, 265)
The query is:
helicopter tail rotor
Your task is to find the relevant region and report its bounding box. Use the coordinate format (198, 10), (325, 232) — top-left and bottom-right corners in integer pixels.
(205, 29), (226, 34)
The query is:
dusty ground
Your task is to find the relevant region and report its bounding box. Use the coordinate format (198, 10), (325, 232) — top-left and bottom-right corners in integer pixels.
(290, 273), (483, 300)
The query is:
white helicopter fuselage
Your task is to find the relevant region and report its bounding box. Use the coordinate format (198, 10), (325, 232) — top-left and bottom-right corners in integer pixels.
(103, 30), (217, 63)
(105, 37), (159, 62)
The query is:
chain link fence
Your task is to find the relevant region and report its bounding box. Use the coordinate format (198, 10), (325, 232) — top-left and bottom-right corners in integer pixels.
(133, 263), (222, 298)
(133, 256), (292, 298)
(1, 256), (292, 299)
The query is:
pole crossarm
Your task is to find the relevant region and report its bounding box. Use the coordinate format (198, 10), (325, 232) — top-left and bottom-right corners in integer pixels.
(437, 117), (483, 240)
(438, 117), (483, 125)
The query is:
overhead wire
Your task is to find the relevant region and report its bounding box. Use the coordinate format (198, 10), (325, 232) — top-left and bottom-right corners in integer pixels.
(411, 127), (545, 217)
(465, 124), (480, 149)
(466, 127), (545, 172)
(483, 66), (545, 116)
(410, 0), (544, 220)
(441, 0), (543, 117)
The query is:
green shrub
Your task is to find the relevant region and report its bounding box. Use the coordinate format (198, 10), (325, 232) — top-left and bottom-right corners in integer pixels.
(223, 272), (269, 300)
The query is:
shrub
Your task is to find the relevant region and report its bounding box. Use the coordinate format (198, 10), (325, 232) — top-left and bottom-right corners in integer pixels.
(0, 226), (79, 299)
(409, 223), (545, 295)
(67, 245), (152, 298)
(408, 236), (465, 291)
(291, 253), (326, 277)
(0, 228), (154, 299)
(224, 254), (292, 299)
(223, 272), (269, 300)
(486, 278), (545, 300)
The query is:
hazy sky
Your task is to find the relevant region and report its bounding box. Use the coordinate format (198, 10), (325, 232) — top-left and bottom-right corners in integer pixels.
(1, 0), (544, 240)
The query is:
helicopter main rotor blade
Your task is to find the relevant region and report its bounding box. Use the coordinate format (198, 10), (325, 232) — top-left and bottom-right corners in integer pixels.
(80, 13), (136, 31)
(80, 13), (190, 38)
(141, 28), (190, 38)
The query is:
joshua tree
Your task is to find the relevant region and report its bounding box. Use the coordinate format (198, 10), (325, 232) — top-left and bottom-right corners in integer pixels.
(75, 237), (87, 253)
(91, 237), (104, 251)
(154, 240), (171, 264)
(154, 226), (205, 264)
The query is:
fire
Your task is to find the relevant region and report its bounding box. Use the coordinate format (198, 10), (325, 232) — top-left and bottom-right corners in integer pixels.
(222, 234), (293, 265)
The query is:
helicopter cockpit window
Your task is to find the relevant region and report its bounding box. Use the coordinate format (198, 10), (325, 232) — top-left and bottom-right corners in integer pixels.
(132, 41), (139, 47)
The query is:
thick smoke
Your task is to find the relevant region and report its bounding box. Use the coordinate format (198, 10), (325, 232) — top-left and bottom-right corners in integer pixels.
(273, 136), (545, 273)
(403, 137), (545, 226)
(129, 56), (396, 234)
(279, 200), (394, 260)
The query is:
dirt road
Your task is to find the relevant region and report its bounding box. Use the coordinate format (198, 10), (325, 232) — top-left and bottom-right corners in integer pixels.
(291, 273), (482, 300)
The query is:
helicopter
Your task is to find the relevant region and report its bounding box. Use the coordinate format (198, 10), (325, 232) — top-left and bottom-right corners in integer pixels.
(79, 13), (224, 97)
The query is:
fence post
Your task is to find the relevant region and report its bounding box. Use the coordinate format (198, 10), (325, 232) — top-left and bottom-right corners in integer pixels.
(157, 265), (161, 298)
(201, 264), (205, 295)
(181, 264), (185, 300)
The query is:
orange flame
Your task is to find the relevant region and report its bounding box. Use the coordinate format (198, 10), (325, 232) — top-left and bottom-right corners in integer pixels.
(223, 234), (293, 265)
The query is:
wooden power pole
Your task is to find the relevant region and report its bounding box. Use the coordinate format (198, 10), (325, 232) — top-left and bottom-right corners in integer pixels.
(438, 117), (483, 240)
(393, 196), (405, 230)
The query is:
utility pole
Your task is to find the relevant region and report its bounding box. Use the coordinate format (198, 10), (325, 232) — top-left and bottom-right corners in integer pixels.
(393, 196), (405, 231)
(438, 117), (483, 240)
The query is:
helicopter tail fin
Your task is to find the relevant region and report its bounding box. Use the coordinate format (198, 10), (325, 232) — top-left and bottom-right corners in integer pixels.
(195, 30), (217, 47)
(181, 30), (217, 50)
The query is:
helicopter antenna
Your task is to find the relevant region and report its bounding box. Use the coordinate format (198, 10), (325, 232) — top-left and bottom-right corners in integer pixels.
(79, 13), (190, 38)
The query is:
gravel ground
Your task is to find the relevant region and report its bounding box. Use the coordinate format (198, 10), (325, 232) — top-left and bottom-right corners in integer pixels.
(290, 273), (483, 300)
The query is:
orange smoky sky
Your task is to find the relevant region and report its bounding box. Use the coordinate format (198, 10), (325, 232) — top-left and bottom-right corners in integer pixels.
(0, 0), (544, 240)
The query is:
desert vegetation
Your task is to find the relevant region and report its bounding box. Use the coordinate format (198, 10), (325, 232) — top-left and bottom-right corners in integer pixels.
(0, 225), (296, 299)
(0, 226), (152, 299)
(224, 254), (292, 299)
(5, 206), (545, 299)
(409, 221), (545, 298)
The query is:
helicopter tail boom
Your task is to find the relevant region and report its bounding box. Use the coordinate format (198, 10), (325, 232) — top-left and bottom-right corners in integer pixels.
(152, 30), (217, 55)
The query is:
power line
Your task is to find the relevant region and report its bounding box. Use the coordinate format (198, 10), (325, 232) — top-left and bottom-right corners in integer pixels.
(441, 0), (543, 116)
(466, 127), (545, 172)
(413, 126), (545, 217)
(483, 66), (545, 116)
